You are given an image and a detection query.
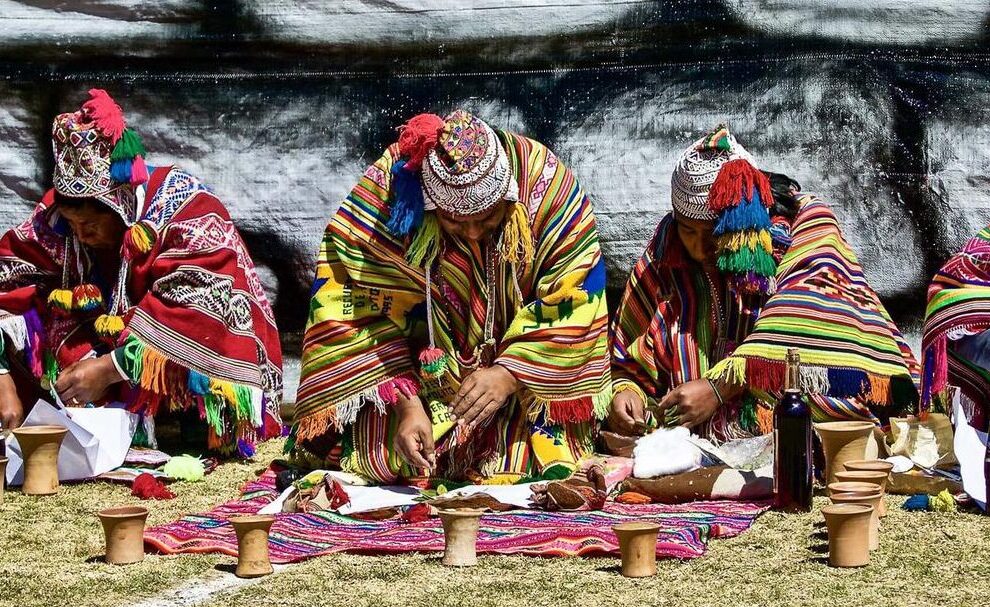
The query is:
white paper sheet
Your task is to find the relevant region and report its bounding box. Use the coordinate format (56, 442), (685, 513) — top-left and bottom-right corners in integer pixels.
(442, 483), (537, 509)
(336, 485), (423, 515)
(953, 396), (988, 511)
(5, 400), (137, 485)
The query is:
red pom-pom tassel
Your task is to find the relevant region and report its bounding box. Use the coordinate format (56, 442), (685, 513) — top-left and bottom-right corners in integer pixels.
(707, 159), (774, 213)
(81, 89), (126, 144)
(397, 113), (444, 171)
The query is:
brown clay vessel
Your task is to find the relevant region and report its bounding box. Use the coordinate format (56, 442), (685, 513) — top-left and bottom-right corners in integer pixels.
(98, 506), (149, 565)
(13, 425), (67, 495)
(231, 515), (275, 578)
(439, 508), (485, 567)
(830, 491), (882, 550)
(844, 460), (894, 516)
(814, 421), (875, 486)
(613, 521), (661, 578)
(834, 470), (890, 516)
(822, 503), (872, 567)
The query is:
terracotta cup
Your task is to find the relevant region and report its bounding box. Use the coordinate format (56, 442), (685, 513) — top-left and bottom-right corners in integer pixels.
(0, 455), (8, 505)
(13, 425), (68, 495)
(830, 491), (882, 551)
(814, 421), (875, 486)
(439, 508), (485, 567)
(613, 521), (661, 578)
(822, 503), (872, 567)
(844, 460), (893, 512)
(231, 515), (276, 578)
(827, 481), (881, 497)
(834, 470), (890, 517)
(99, 506), (149, 565)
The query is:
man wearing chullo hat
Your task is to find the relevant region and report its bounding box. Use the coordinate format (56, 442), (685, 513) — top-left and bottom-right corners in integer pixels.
(0, 89), (283, 455)
(292, 110), (610, 484)
(607, 125), (920, 443)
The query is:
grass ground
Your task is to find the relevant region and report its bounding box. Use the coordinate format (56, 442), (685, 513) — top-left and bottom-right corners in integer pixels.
(1, 438), (988, 607)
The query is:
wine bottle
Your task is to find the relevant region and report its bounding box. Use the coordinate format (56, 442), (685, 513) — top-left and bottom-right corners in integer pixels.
(773, 348), (813, 512)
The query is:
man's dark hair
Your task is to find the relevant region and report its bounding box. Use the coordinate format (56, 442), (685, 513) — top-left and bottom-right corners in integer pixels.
(762, 171), (802, 219)
(53, 190), (105, 211)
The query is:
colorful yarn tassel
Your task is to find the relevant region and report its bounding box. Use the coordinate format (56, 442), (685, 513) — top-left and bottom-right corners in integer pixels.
(95, 314), (125, 338)
(698, 125), (731, 152)
(130, 155), (149, 185)
(72, 283), (104, 311)
(124, 221), (156, 258)
(47, 288), (75, 314)
(387, 159), (425, 236)
(499, 200), (534, 264)
(187, 369), (211, 396)
(110, 129), (146, 161)
(419, 346), (448, 379)
(406, 212), (440, 267)
(397, 113), (444, 171)
(109, 128), (148, 185)
(82, 89), (126, 143)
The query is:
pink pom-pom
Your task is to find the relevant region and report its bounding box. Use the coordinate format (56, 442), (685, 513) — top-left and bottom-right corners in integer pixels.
(397, 113), (444, 171)
(130, 155), (149, 185)
(81, 89), (126, 143)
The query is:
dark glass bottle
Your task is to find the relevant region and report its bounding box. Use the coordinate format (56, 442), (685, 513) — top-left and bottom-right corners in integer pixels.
(773, 348), (813, 512)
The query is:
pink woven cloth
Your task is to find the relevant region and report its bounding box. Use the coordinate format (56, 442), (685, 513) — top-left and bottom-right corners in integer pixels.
(145, 468), (768, 563)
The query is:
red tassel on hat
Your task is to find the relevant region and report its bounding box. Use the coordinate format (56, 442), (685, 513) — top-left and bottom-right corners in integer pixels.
(82, 89), (126, 144)
(130, 155), (149, 185)
(398, 114), (444, 171)
(707, 159), (774, 212)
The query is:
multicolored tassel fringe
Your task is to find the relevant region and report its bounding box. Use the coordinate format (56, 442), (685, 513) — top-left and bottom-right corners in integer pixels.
(73, 283), (104, 311)
(709, 159), (777, 295)
(124, 221), (156, 258)
(95, 314), (125, 338)
(419, 346), (449, 379)
(47, 288), (75, 314)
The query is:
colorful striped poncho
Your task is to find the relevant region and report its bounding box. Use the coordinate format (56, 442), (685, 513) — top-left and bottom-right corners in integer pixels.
(293, 132), (610, 482)
(611, 196), (918, 438)
(0, 167), (283, 452)
(922, 224), (990, 431)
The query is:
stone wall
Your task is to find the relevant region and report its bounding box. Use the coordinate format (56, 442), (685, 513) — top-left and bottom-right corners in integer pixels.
(2, 1), (989, 398)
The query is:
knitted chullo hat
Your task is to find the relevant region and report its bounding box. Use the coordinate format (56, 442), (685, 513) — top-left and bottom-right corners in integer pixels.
(671, 125), (776, 295)
(48, 89), (153, 337)
(386, 110), (531, 381)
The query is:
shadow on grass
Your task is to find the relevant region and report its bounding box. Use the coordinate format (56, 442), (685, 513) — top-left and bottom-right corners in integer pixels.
(214, 563), (238, 574)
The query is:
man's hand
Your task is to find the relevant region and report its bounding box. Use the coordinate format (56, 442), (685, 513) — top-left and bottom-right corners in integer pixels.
(656, 378), (723, 429)
(54, 355), (123, 407)
(607, 389), (646, 436)
(450, 364), (518, 430)
(393, 395), (436, 471)
(0, 373), (24, 429)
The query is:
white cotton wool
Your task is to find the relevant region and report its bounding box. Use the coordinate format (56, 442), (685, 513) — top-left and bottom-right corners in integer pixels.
(632, 426), (704, 479)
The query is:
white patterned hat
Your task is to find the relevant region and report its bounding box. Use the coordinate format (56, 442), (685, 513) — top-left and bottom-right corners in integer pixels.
(671, 125), (755, 220)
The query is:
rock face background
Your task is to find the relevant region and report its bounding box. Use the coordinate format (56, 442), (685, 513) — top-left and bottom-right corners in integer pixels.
(1, 1), (988, 400)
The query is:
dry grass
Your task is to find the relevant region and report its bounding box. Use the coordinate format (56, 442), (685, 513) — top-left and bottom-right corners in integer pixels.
(2, 438), (988, 607)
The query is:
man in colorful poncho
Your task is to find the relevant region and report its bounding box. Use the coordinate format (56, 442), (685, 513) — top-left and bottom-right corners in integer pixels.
(607, 126), (919, 441)
(0, 90), (282, 454)
(292, 110), (610, 484)
(921, 226), (990, 507)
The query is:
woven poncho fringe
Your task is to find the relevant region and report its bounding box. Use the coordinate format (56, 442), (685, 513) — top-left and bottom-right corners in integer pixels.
(703, 199), (919, 407)
(921, 224), (990, 417)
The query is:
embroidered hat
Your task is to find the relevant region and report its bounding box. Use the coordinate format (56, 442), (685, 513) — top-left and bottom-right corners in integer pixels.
(420, 110), (519, 216)
(51, 89), (148, 223)
(671, 125), (755, 220)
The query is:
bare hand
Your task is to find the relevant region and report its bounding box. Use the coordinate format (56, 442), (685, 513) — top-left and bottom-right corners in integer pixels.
(0, 373), (24, 429)
(450, 364), (518, 430)
(657, 378), (722, 429)
(607, 389), (646, 436)
(393, 396), (436, 471)
(54, 355), (123, 407)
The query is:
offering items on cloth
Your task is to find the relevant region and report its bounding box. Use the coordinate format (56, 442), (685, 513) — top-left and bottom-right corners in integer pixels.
(0, 90), (283, 455)
(290, 110), (609, 484)
(619, 466), (772, 504)
(608, 124), (919, 446)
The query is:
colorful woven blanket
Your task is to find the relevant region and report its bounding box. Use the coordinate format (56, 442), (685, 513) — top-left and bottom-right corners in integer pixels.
(145, 468), (768, 561)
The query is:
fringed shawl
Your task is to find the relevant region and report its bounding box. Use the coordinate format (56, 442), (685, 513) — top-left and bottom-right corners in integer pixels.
(611, 196), (919, 433)
(293, 132), (611, 441)
(922, 224), (990, 427)
(0, 167), (283, 452)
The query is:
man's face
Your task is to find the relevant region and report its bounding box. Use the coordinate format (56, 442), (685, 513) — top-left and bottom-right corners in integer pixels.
(436, 200), (508, 242)
(674, 211), (717, 271)
(59, 202), (125, 250)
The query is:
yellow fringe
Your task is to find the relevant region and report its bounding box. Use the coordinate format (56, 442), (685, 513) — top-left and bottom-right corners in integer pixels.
(47, 288), (74, 311)
(499, 201), (534, 265)
(94, 314), (125, 337)
(705, 356), (747, 386)
(128, 223), (155, 254)
(867, 373), (891, 405)
(716, 230), (773, 253)
(139, 345), (170, 395)
(756, 405), (774, 435)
